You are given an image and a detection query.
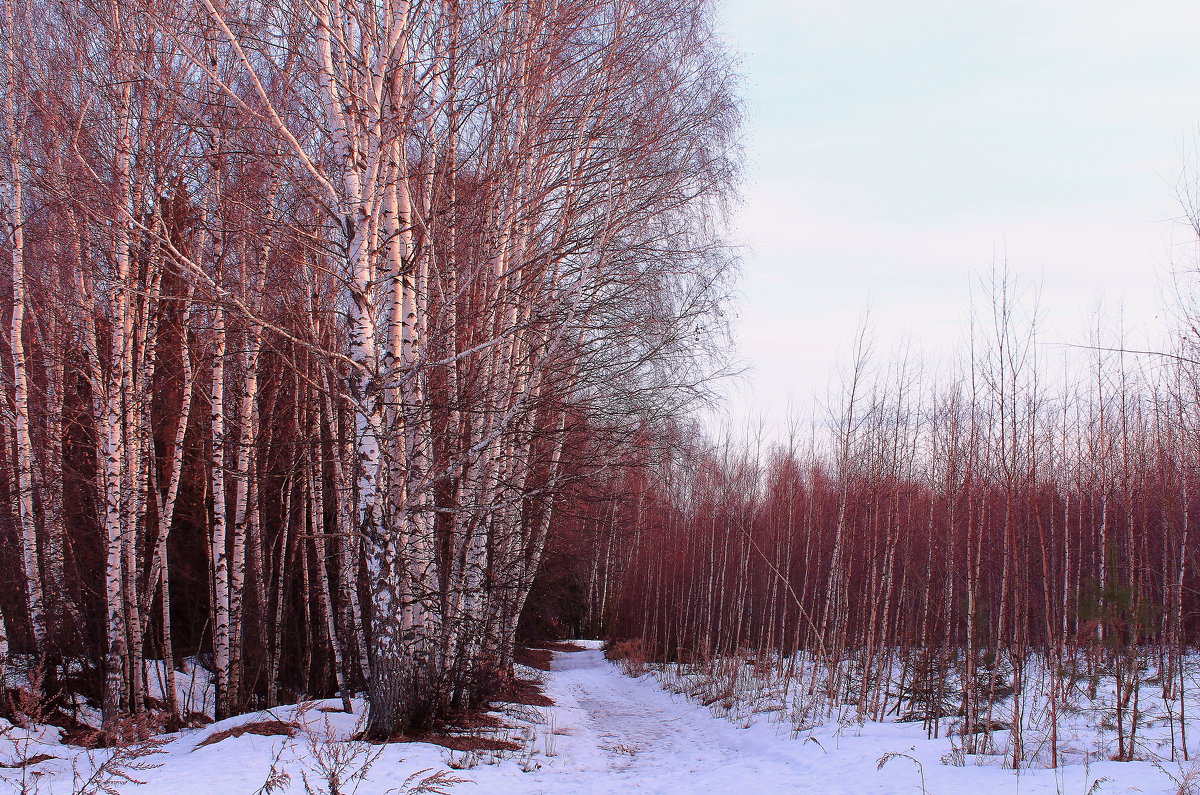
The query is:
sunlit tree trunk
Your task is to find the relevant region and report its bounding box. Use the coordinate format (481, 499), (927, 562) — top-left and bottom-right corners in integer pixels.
(2, 0), (48, 654)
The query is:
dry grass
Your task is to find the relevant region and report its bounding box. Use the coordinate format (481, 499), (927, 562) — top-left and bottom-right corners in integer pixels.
(494, 678), (554, 708)
(406, 734), (521, 752)
(392, 709), (522, 754)
(514, 648), (554, 671)
(195, 720), (299, 748)
(516, 641), (590, 670)
(60, 727), (106, 749)
(446, 712), (509, 732)
(604, 639), (647, 676)
(59, 711), (176, 749)
(0, 753), (56, 768)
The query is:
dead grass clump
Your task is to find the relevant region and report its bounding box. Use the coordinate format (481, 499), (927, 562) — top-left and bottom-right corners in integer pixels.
(59, 711), (169, 749)
(195, 720), (299, 748)
(409, 735), (521, 752)
(61, 727), (106, 748)
(495, 678), (554, 708)
(514, 648), (554, 672)
(0, 753), (56, 768)
(604, 639), (647, 676)
(445, 711), (509, 732)
(541, 642), (587, 653)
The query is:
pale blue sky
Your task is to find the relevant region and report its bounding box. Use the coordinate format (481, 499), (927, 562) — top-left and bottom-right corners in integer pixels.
(717, 0), (1200, 431)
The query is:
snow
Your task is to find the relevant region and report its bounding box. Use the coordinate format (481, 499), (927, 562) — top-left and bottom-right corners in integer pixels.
(0, 642), (1189, 793)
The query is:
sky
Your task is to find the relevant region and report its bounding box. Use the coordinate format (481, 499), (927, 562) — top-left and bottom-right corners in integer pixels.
(714, 0), (1200, 435)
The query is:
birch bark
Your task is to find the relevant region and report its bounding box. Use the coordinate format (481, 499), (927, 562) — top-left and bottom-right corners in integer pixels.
(209, 298), (232, 718)
(99, 40), (135, 720)
(2, 0), (45, 650)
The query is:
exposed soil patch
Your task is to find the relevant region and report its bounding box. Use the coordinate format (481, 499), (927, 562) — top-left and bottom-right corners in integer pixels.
(541, 641), (588, 653)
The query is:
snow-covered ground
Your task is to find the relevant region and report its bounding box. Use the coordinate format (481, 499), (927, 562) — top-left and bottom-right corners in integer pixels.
(0, 642), (1189, 793)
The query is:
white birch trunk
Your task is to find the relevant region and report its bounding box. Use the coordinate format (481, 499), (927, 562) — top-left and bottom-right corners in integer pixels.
(100, 63), (135, 722)
(227, 299), (264, 714)
(209, 300), (232, 718)
(2, 0), (45, 650)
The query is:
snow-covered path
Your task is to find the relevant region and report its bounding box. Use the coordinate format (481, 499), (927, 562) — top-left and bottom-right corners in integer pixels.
(518, 646), (821, 792)
(473, 643), (1169, 794)
(6, 642), (1181, 793)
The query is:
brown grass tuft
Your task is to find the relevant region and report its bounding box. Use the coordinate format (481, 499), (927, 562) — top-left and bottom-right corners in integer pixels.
(604, 639), (647, 676)
(494, 678), (554, 707)
(195, 720), (299, 748)
(404, 734), (521, 752)
(0, 753), (57, 768)
(514, 647), (554, 671)
(61, 727), (106, 748)
(447, 711), (509, 731)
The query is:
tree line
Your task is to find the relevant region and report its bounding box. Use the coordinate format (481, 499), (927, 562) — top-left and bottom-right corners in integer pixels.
(599, 270), (1200, 766)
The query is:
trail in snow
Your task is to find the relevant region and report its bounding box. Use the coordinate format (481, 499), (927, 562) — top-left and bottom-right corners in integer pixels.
(477, 642), (1168, 794)
(2, 642), (1179, 793)
(519, 645), (821, 793)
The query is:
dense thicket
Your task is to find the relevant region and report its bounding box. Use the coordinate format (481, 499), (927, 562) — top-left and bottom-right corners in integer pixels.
(0, 0), (737, 738)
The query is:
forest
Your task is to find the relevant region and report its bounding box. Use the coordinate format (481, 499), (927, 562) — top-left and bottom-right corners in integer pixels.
(4, 0), (1200, 792)
(0, 0), (736, 743)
